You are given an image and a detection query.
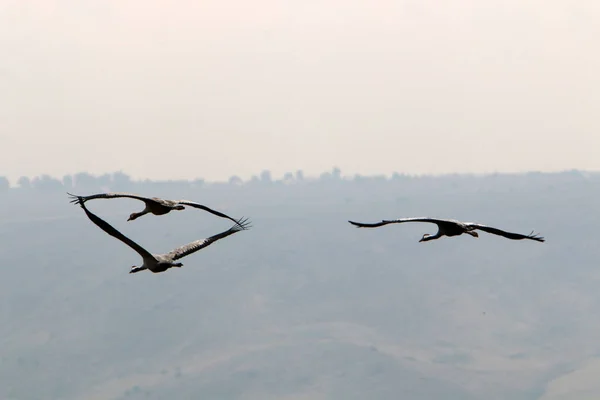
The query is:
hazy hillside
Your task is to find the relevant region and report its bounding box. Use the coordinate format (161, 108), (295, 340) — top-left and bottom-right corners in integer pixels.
(1, 170), (599, 400)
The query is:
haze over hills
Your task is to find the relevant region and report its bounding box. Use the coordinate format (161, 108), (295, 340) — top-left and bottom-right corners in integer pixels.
(1, 169), (599, 399)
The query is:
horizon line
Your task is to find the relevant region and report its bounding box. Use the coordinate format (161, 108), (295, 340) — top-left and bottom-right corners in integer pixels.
(3, 168), (598, 189)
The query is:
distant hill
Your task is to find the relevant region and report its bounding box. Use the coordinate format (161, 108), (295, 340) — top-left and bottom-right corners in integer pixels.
(1, 170), (599, 399)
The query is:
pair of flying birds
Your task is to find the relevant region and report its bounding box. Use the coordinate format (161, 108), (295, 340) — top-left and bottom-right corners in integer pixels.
(70, 192), (544, 275)
(68, 192), (251, 274)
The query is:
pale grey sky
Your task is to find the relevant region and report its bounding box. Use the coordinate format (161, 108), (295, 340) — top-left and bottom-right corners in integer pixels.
(1, 0), (598, 183)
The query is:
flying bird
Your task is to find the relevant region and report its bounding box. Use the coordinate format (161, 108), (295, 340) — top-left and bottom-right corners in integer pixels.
(74, 196), (251, 274)
(67, 192), (240, 224)
(348, 217), (544, 243)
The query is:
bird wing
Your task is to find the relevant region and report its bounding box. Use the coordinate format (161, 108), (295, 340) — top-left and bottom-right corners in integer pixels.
(467, 223), (545, 242)
(67, 192), (155, 205)
(348, 217), (454, 228)
(175, 200), (241, 224)
(166, 217), (251, 261)
(77, 199), (156, 260)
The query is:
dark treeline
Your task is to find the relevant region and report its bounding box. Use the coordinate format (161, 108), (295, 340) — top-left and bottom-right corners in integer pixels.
(1, 168), (598, 193)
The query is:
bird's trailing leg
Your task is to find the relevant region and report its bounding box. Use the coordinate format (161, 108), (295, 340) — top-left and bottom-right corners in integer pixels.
(67, 193), (85, 205)
(466, 231), (479, 238)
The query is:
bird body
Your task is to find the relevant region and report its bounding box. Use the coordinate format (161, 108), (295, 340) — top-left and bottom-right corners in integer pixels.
(348, 217), (544, 242)
(74, 196), (251, 274)
(68, 192), (239, 223)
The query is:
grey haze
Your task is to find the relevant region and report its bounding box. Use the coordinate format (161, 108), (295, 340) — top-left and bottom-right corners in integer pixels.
(0, 170), (599, 399)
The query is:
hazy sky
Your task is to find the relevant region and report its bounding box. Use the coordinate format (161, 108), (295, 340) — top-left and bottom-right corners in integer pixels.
(1, 0), (598, 183)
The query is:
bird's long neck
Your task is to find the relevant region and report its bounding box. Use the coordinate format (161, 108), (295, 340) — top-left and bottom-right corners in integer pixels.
(130, 209), (150, 220)
(421, 233), (442, 242)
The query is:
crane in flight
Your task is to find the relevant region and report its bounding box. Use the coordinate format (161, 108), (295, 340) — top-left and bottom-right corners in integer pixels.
(348, 217), (544, 243)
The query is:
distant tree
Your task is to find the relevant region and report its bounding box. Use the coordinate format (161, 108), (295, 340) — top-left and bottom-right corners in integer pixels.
(392, 172), (406, 180)
(0, 176), (9, 191)
(228, 175), (243, 185)
(62, 175), (73, 190)
(31, 175), (63, 191)
(112, 171), (132, 190)
(331, 167), (342, 180)
(319, 171), (332, 181)
(283, 172), (294, 183)
(353, 174), (365, 182)
(295, 170), (304, 181)
(249, 175), (260, 185)
(95, 173), (111, 188)
(260, 170), (272, 183)
(73, 172), (98, 189)
(17, 176), (31, 189)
